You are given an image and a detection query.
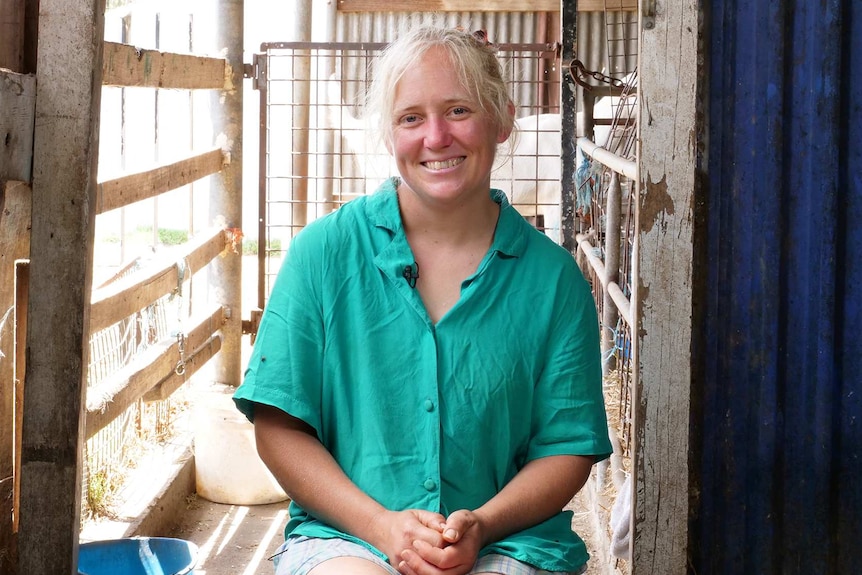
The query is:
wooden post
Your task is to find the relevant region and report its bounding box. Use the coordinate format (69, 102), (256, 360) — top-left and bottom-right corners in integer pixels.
(210, 0), (244, 386)
(559, 0), (578, 252)
(631, 0), (699, 573)
(0, 184), (30, 575)
(17, 0), (106, 572)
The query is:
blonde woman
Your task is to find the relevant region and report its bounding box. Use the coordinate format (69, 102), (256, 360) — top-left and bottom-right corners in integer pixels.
(234, 25), (611, 575)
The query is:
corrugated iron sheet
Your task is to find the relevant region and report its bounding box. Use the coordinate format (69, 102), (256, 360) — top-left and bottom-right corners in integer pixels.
(697, 0), (862, 572)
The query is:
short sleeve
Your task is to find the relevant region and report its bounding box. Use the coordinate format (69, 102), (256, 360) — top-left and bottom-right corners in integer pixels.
(233, 229), (326, 436)
(527, 259), (612, 463)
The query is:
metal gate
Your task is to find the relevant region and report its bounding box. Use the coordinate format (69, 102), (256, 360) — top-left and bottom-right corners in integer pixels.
(252, 40), (563, 308)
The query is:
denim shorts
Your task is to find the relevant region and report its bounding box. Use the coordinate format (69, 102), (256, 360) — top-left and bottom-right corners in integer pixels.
(271, 535), (587, 575)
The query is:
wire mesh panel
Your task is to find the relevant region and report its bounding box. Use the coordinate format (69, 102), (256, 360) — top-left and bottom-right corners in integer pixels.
(257, 41), (563, 303)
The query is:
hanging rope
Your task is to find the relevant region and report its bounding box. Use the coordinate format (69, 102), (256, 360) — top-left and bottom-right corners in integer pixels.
(575, 154), (601, 223)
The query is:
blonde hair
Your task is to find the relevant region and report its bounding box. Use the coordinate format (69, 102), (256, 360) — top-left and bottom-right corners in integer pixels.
(364, 25), (515, 147)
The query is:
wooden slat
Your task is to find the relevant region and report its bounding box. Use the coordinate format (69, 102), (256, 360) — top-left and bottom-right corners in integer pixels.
(88, 227), (228, 334)
(336, 0), (637, 11)
(85, 305), (225, 439)
(577, 0), (637, 9)
(143, 334), (222, 402)
(0, 70), (36, 183)
(96, 148), (227, 215)
(102, 41), (227, 90)
(13, 259), (29, 539)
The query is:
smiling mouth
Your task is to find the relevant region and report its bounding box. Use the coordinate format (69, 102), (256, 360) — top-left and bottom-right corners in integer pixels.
(423, 157), (465, 170)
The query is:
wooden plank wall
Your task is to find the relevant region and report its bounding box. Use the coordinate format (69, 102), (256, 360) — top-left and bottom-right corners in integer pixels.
(632, 0), (699, 574)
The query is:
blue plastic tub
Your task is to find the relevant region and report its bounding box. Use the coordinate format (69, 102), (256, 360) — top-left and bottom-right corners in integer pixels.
(78, 537), (198, 575)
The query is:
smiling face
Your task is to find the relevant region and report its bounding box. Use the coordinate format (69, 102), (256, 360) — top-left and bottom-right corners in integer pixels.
(388, 46), (512, 209)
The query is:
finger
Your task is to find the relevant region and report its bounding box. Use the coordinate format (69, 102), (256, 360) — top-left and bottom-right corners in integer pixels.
(441, 511), (474, 543)
(442, 526), (460, 543)
(400, 548), (439, 575)
(412, 538), (460, 570)
(397, 558), (420, 575)
(412, 509), (447, 532)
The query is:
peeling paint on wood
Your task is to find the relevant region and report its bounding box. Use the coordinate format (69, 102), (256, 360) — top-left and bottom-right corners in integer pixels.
(640, 173), (675, 234)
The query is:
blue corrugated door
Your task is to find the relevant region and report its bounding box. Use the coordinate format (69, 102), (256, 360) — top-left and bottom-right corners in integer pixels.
(696, 0), (861, 573)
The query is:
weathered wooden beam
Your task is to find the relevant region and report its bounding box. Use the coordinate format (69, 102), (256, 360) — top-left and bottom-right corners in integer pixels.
(0, 70), (35, 183)
(88, 227), (228, 334)
(18, 0), (104, 571)
(336, 0), (637, 12)
(631, 0), (698, 573)
(96, 148), (227, 215)
(85, 305), (225, 439)
(102, 41), (228, 90)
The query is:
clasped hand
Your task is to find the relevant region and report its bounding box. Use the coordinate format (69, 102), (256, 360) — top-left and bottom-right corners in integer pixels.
(371, 508), (486, 575)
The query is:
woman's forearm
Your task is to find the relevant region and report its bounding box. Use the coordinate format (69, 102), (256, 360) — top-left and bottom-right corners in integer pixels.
(252, 404), (387, 541)
(472, 454), (594, 546)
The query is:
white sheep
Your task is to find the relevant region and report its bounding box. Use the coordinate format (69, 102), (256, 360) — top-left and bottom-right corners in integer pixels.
(491, 113), (563, 243)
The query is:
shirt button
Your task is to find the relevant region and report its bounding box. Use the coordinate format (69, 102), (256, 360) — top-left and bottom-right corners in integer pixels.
(423, 399), (435, 412)
(423, 479), (437, 491)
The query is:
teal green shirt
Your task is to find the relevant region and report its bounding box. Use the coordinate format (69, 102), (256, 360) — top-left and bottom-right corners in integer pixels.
(234, 178), (611, 571)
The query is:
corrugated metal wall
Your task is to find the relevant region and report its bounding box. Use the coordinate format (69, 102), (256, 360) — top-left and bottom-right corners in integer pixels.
(333, 9), (554, 116)
(696, 1), (862, 573)
(333, 10), (637, 113)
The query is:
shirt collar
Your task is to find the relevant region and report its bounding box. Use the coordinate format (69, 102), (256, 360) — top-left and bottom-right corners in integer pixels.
(364, 177), (528, 259)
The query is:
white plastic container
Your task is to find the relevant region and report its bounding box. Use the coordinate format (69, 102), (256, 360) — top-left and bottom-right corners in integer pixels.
(193, 383), (288, 505)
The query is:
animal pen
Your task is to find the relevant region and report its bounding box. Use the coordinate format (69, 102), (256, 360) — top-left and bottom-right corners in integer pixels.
(0, 0), (705, 574)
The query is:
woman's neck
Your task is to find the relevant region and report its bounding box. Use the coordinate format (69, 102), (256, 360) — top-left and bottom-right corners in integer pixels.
(397, 184), (500, 248)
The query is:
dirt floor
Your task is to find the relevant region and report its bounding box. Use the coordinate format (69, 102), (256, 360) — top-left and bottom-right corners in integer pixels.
(169, 498), (288, 575)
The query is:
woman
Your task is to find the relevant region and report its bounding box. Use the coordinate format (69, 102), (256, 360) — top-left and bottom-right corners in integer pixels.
(233, 25), (612, 575)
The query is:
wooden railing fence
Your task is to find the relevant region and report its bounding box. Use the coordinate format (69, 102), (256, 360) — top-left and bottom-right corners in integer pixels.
(1, 3), (240, 568)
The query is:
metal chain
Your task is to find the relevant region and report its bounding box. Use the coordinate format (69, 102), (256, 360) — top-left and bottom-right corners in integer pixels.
(569, 59), (627, 91)
(172, 258), (188, 376)
(174, 332), (187, 376)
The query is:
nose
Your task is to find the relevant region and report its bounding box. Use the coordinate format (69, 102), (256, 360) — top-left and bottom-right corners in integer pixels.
(423, 116), (452, 149)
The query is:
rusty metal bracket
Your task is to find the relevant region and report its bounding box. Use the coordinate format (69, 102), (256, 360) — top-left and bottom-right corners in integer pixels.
(643, 0), (657, 30)
(242, 308), (263, 344)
